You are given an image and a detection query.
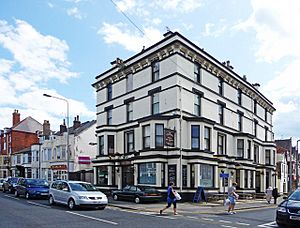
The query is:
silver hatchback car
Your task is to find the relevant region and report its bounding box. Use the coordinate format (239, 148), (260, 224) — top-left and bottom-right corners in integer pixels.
(49, 180), (108, 210)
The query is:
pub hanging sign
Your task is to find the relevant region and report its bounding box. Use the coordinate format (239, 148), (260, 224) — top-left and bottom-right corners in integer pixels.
(164, 128), (176, 147)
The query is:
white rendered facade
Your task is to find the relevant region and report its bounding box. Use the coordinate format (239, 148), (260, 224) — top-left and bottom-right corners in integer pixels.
(92, 32), (276, 196)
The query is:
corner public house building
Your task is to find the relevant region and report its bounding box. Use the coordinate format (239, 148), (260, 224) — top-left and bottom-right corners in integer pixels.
(92, 32), (276, 197)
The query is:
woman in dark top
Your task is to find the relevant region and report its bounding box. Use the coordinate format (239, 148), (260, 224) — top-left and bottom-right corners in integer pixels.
(160, 182), (177, 215)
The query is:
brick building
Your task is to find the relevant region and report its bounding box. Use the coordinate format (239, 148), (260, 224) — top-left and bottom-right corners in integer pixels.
(0, 110), (42, 177)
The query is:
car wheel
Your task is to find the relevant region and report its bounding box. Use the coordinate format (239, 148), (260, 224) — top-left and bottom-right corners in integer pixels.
(3, 188), (6, 193)
(134, 196), (140, 204)
(113, 194), (118, 201)
(9, 188), (14, 194)
(14, 190), (19, 197)
(68, 199), (76, 210)
(25, 192), (30, 199)
(49, 195), (55, 205)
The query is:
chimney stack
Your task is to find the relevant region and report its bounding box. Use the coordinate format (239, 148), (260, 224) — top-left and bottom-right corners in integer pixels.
(252, 83), (260, 90)
(12, 109), (20, 126)
(60, 119), (67, 133)
(43, 120), (51, 139)
(73, 115), (81, 130)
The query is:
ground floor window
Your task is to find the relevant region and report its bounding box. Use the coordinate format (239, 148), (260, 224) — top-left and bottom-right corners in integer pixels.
(53, 170), (67, 180)
(97, 166), (108, 185)
(138, 163), (156, 185)
(168, 165), (176, 186)
(200, 164), (213, 187)
(182, 165), (187, 187)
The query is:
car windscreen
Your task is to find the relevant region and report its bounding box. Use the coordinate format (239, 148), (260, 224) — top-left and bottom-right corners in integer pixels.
(69, 183), (98, 192)
(138, 187), (158, 192)
(289, 190), (300, 201)
(26, 179), (49, 187)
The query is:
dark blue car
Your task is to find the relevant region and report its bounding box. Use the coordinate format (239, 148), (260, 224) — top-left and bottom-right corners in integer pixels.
(15, 178), (49, 199)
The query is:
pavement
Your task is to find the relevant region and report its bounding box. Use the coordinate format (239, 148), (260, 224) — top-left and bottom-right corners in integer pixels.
(108, 197), (282, 215)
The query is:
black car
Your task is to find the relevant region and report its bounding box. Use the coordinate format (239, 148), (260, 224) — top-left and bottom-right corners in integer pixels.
(3, 177), (19, 193)
(112, 185), (162, 204)
(276, 188), (300, 227)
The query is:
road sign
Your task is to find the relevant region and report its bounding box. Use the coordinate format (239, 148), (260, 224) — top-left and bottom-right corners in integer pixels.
(220, 173), (229, 178)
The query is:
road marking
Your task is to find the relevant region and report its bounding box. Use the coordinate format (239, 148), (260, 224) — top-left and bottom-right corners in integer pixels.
(202, 217), (214, 221)
(219, 220), (232, 223)
(186, 216), (198, 219)
(257, 221), (277, 227)
(236, 222), (250, 226)
(4, 195), (20, 200)
(27, 201), (51, 209)
(221, 225), (237, 228)
(66, 211), (118, 225)
(123, 210), (176, 220)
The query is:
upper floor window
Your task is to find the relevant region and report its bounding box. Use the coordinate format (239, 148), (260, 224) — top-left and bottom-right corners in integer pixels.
(125, 131), (134, 153)
(155, 124), (164, 148)
(107, 108), (112, 125)
(254, 145), (259, 163)
(108, 135), (114, 155)
(237, 89), (242, 105)
(254, 120), (258, 137)
(143, 125), (150, 149)
(194, 94), (201, 116)
(126, 102), (133, 122)
(126, 73), (133, 92)
(217, 133), (226, 155)
(265, 149), (271, 165)
(265, 126), (268, 141)
(152, 61), (160, 82)
(237, 139), (244, 158)
(204, 127), (211, 151)
(107, 83), (112, 101)
(218, 104), (224, 125)
(254, 100), (257, 114)
(218, 78), (224, 95)
(99, 136), (104, 155)
(265, 108), (268, 122)
(273, 150), (276, 165)
(152, 93), (159, 115)
(238, 112), (243, 132)
(191, 125), (200, 150)
(194, 62), (201, 83)
(247, 140), (251, 159)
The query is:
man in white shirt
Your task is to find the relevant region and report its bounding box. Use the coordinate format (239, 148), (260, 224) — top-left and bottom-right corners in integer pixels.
(227, 182), (239, 214)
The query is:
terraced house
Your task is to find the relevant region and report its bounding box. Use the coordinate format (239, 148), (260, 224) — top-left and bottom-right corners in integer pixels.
(92, 31), (276, 197)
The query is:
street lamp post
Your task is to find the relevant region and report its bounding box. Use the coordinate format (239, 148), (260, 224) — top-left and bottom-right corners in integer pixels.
(43, 93), (70, 180)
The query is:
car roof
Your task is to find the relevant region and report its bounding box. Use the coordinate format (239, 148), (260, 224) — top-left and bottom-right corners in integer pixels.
(53, 180), (91, 184)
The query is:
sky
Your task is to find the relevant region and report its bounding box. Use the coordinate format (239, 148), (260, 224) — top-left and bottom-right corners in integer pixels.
(0, 0), (300, 142)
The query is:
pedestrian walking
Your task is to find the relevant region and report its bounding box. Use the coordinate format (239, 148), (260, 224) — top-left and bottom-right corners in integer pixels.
(272, 187), (279, 204)
(160, 182), (178, 215)
(265, 186), (273, 204)
(227, 182), (239, 215)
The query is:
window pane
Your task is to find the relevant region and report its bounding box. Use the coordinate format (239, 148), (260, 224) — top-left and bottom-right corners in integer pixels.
(139, 163), (156, 184)
(200, 164), (213, 187)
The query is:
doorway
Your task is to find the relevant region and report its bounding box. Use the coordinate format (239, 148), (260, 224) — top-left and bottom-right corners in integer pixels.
(122, 166), (134, 187)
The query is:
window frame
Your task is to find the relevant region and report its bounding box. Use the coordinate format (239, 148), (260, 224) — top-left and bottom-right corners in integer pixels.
(107, 83), (112, 101)
(125, 131), (134, 154)
(155, 124), (164, 148)
(265, 149), (271, 165)
(151, 93), (159, 115)
(107, 108), (112, 125)
(142, 125), (150, 149)
(237, 139), (244, 158)
(107, 135), (114, 155)
(194, 93), (201, 116)
(138, 163), (157, 185)
(194, 62), (201, 83)
(237, 89), (242, 105)
(126, 102), (133, 122)
(218, 104), (224, 125)
(204, 127), (211, 151)
(217, 133), (226, 155)
(218, 78), (224, 95)
(238, 112), (243, 131)
(126, 73), (133, 92)
(99, 136), (104, 155)
(151, 61), (160, 82)
(191, 125), (200, 150)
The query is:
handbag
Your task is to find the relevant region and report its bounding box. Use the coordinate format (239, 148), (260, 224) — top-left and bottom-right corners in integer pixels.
(224, 198), (230, 206)
(175, 192), (181, 200)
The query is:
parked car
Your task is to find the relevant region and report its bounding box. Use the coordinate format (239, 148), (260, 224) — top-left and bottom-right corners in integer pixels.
(276, 188), (300, 227)
(3, 177), (19, 193)
(15, 178), (49, 199)
(112, 185), (162, 204)
(48, 180), (108, 210)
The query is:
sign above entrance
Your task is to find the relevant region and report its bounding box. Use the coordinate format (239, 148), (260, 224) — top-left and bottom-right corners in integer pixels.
(220, 173), (229, 178)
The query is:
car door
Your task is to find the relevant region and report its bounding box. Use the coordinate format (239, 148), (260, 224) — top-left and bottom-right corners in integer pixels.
(60, 182), (71, 205)
(120, 185), (131, 200)
(128, 186), (137, 200)
(19, 179), (26, 196)
(53, 181), (63, 203)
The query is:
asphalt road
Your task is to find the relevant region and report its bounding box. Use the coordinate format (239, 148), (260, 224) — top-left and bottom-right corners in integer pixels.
(0, 191), (278, 228)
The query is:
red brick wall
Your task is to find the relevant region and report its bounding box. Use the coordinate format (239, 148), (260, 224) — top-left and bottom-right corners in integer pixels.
(11, 130), (39, 154)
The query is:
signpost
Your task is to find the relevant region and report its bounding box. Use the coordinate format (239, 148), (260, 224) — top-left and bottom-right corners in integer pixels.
(220, 172), (229, 203)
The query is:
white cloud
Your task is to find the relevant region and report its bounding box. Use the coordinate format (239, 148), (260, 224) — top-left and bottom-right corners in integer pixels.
(234, 0), (300, 62)
(154, 0), (202, 13)
(67, 7), (84, 20)
(99, 22), (162, 52)
(47, 2), (54, 8)
(203, 22), (227, 37)
(0, 19), (93, 130)
(116, 0), (136, 12)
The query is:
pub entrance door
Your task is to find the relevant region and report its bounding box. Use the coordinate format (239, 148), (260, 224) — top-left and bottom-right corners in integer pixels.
(122, 166), (134, 187)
